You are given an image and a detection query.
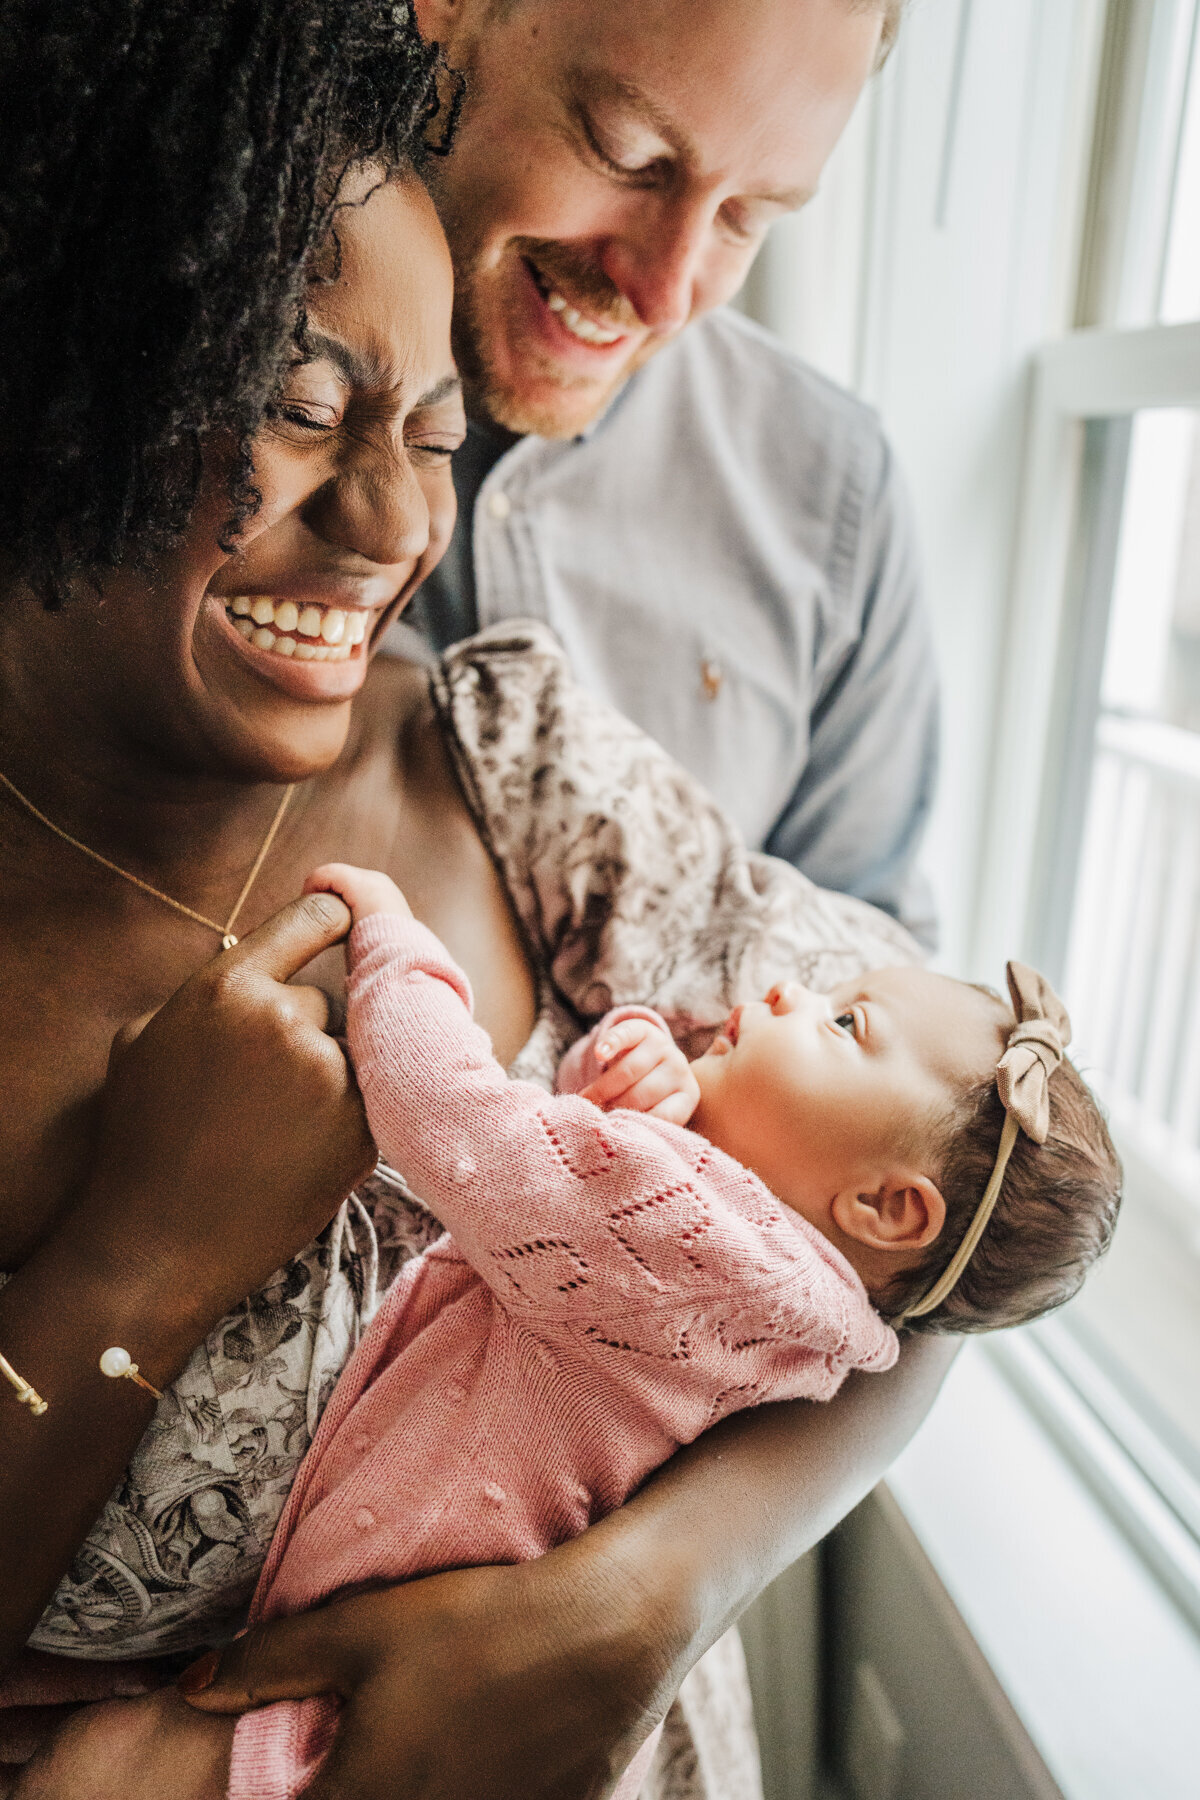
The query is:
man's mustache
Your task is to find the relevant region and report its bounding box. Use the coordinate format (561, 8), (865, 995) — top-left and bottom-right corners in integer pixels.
(512, 237), (642, 333)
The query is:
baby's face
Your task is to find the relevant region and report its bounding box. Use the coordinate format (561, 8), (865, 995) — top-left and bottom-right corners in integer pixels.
(689, 967), (1010, 1222)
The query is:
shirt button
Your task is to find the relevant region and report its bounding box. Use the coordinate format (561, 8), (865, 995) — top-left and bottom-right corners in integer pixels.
(352, 1433), (372, 1453)
(482, 1482), (506, 1506)
(486, 490), (512, 521)
(354, 1508), (376, 1532)
(446, 1382), (466, 1404)
(454, 1155), (477, 1183)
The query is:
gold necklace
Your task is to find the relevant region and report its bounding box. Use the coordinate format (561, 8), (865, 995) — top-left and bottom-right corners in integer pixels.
(0, 770), (295, 950)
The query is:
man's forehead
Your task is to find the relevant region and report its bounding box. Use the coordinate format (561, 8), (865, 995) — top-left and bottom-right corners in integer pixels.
(536, 0), (883, 191)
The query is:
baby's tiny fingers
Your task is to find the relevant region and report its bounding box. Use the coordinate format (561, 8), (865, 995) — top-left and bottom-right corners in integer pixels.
(646, 1088), (700, 1125)
(594, 1018), (659, 1065)
(613, 1066), (694, 1116)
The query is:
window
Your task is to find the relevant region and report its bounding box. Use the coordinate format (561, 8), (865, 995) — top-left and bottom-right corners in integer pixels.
(979, 0), (1200, 1607)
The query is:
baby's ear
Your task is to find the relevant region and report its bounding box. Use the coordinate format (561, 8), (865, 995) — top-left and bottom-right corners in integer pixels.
(832, 1175), (945, 1253)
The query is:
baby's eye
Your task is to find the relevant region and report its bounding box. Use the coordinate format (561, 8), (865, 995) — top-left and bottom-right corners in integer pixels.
(833, 1010), (858, 1038)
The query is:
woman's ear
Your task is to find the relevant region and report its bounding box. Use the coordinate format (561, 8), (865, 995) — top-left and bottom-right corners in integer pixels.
(831, 1175), (946, 1255)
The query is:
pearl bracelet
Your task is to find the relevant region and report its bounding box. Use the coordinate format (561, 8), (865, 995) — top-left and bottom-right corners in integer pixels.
(99, 1346), (164, 1400)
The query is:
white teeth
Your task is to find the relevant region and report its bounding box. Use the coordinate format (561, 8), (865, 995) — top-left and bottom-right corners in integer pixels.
(226, 596), (369, 657)
(545, 289), (623, 346)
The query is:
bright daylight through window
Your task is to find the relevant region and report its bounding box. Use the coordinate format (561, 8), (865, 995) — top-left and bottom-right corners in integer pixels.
(1017, 0), (1200, 1559)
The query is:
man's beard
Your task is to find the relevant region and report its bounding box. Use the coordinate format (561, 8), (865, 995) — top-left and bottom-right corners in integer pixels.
(447, 230), (660, 439)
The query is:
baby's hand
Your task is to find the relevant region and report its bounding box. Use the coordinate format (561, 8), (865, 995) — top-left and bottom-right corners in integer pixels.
(581, 1018), (701, 1126)
(304, 862), (411, 926)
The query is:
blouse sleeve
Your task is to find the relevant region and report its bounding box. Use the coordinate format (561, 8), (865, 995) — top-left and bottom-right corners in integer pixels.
(431, 622), (923, 1054)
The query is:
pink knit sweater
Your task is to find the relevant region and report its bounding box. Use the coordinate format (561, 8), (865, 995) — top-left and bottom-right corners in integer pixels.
(229, 916), (897, 1799)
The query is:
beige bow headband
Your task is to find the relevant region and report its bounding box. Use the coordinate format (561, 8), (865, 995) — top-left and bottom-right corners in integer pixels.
(892, 961), (1071, 1327)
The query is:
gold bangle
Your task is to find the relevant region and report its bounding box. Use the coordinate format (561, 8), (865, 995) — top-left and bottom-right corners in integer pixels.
(0, 1350), (48, 1416)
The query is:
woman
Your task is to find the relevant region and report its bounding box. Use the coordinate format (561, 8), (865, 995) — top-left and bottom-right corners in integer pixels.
(0, 3), (953, 1796)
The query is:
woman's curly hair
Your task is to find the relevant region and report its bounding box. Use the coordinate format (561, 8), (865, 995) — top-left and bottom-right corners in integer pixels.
(0, 0), (447, 602)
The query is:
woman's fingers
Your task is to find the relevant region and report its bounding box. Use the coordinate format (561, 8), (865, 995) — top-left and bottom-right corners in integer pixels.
(276, 983), (331, 1033)
(220, 890), (352, 987)
(179, 1608), (364, 1713)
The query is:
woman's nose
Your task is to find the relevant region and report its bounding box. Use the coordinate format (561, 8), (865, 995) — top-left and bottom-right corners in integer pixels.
(303, 447), (430, 570)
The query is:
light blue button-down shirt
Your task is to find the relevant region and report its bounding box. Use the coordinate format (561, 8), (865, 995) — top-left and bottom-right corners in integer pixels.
(396, 307), (938, 945)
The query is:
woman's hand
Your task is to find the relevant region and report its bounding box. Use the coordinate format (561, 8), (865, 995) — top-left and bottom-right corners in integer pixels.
(0, 890), (376, 1657)
(182, 1543), (675, 1800)
(69, 889), (376, 1347)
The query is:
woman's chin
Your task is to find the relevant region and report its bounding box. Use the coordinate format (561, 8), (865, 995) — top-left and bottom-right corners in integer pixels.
(189, 602), (366, 783)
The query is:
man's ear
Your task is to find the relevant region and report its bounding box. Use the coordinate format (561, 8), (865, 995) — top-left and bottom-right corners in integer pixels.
(831, 1175), (946, 1254)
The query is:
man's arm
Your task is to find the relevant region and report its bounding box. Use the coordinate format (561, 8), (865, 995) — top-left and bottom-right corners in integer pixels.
(765, 443), (939, 949)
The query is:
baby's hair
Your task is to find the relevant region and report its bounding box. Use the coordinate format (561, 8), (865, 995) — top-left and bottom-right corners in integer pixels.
(882, 1058), (1122, 1334)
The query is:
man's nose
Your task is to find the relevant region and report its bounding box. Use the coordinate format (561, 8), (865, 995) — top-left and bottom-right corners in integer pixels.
(598, 200), (713, 335)
(303, 446), (430, 570)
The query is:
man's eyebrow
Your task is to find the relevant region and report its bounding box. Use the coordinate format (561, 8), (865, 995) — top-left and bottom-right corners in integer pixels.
(416, 372), (463, 408)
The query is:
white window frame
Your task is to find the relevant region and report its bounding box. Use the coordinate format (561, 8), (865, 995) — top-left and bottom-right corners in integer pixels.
(972, 318), (1200, 980)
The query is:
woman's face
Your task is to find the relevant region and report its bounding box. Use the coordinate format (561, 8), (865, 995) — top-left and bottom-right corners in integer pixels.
(22, 173), (464, 785)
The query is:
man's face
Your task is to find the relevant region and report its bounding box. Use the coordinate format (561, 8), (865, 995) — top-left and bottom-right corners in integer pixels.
(418, 0), (883, 437)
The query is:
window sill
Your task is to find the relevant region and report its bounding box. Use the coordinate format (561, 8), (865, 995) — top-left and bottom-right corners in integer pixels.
(885, 1341), (1200, 1800)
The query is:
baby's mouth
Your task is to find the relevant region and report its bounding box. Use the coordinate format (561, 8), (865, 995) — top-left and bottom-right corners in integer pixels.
(224, 595), (373, 662)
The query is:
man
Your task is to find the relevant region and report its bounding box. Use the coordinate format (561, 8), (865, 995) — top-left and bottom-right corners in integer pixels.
(397, 0), (936, 943)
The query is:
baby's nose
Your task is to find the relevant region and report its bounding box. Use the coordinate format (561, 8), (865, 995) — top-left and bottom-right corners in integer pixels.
(765, 980), (816, 1014)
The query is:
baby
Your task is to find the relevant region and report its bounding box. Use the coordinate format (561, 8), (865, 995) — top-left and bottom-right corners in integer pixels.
(226, 864), (1121, 1800)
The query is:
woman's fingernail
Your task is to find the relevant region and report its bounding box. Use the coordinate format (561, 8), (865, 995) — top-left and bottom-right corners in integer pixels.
(177, 1649), (220, 1694)
(598, 1042), (612, 1060)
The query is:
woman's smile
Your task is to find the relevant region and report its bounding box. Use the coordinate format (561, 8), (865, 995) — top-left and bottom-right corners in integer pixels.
(210, 585), (394, 702)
